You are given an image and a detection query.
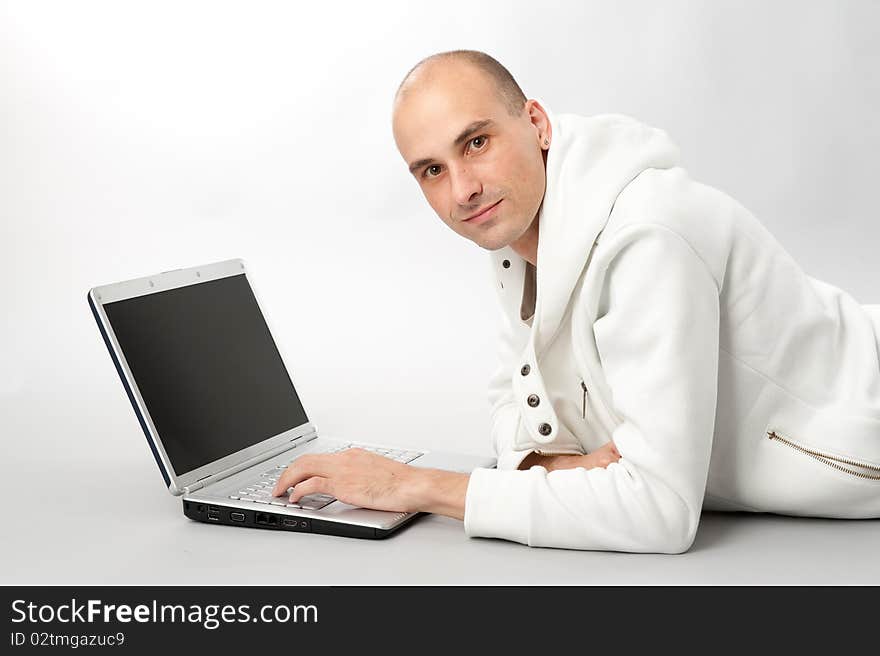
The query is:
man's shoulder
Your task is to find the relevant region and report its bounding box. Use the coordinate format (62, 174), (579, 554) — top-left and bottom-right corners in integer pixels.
(598, 167), (740, 276)
(608, 168), (735, 237)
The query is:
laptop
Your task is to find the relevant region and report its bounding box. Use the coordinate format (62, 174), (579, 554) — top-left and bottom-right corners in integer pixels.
(87, 258), (496, 539)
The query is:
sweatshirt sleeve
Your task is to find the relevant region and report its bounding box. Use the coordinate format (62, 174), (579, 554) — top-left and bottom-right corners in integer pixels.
(464, 225), (720, 553)
(488, 284), (539, 472)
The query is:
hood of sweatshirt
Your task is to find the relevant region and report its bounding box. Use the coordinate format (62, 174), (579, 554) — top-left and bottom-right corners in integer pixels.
(490, 103), (682, 354)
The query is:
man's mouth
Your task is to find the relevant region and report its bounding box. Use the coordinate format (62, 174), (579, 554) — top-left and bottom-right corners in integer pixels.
(462, 199), (502, 224)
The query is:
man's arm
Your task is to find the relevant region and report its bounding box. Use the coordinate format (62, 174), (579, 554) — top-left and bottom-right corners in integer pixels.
(417, 442), (622, 519)
(517, 440), (620, 471)
(270, 443), (621, 521)
(462, 225), (720, 553)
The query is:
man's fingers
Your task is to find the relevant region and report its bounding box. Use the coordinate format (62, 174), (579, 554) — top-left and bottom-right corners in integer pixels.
(271, 455), (332, 497)
(598, 440), (621, 460)
(288, 476), (331, 503)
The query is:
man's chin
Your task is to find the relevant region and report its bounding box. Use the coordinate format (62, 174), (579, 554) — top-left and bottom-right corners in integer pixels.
(474, 238), (509, 252)
(470, 224), (517, 252)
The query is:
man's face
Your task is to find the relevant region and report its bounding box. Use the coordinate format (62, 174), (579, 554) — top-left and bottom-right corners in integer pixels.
(392, 63), (549, 251)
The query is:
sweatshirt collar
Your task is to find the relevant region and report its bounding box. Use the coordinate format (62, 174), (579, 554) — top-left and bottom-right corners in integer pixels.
(491, 102), (681, 355)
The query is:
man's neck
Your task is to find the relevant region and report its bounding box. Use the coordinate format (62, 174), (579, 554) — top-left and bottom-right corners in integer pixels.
(510, 214), (539, 267)
(509, 148), (547, 267)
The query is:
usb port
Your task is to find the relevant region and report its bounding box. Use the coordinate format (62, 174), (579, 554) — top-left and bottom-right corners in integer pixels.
(282, 518), (298, 527)
(207, 506), (221, 521)
(230, 512), (245, 523)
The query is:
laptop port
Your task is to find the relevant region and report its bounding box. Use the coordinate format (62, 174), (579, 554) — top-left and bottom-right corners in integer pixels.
(255, 512), (278, 526)
(230, 512), (245, 523)
(207, 506), (220, 521)
(282, 518), (298, 527)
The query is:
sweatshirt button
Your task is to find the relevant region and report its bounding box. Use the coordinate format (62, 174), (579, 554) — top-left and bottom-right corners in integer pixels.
(502, 259), (510, 268)
(520, 364), (530, 376)
(538, 423), (552, 436)
(527, 394), (540, 407)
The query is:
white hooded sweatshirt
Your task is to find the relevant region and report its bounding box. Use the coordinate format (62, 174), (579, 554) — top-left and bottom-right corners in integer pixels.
(462, 104), (880, 553)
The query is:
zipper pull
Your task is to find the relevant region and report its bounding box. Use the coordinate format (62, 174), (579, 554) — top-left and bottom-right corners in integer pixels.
(580, 381), (588, 419)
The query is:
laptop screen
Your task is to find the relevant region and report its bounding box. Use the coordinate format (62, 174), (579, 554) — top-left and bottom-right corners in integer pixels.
(102, 273), (309, 475)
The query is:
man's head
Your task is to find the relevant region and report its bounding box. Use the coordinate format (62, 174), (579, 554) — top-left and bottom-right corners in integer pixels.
(392, 50), (551, 253)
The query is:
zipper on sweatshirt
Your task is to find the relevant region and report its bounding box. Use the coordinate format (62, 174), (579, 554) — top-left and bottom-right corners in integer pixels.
(767, 430), (880, 480)
(580, 380), (588, 419)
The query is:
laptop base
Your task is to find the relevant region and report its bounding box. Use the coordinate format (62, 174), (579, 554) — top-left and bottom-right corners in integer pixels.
(182, 499), (422, 539)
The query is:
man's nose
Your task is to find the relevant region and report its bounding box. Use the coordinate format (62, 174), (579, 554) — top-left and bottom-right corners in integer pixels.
(448, 164), (482, 207)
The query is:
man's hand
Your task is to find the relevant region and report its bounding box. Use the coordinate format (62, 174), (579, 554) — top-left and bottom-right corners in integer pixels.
(271, 448), (436, 513)
(518, 440), (621, 472)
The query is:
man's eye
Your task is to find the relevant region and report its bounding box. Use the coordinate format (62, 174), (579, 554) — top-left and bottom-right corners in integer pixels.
(424, 165), (442, 178)
(469, 135), (488, 150)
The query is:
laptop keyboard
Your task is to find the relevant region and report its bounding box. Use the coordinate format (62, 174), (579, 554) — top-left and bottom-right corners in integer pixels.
(227, 442), (424, 510)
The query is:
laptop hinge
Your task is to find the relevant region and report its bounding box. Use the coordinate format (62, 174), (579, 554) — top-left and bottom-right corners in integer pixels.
(184, 474), (212, 494)
(181, 430), (318, 495)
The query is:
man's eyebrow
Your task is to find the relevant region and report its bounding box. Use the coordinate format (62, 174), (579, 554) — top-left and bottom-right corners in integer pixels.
(452, 118), (494, 147)
(407, 119), (495, 174)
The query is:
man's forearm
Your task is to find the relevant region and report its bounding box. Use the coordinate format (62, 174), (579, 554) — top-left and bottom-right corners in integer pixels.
(409, 442), (621, 521)
(519, 443), (621, 472)
(414, 469), (470, 521)
(518, 450), (575, 471)
(518, 451), (548, 470)
(411, 455), (546, 521)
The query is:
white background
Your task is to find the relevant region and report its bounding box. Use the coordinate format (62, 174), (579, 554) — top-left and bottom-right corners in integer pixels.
(2, 1), (878, 582)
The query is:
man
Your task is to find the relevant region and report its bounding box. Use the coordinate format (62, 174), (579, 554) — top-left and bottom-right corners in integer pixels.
(273, 50), (880, 553)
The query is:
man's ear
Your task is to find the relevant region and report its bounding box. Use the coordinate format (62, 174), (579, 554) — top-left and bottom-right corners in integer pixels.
(524, 99), (552, 149)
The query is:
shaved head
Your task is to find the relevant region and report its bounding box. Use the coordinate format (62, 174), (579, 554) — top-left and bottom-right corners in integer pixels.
(391, 50), (551, 255)
(395, 50), (527, 118)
